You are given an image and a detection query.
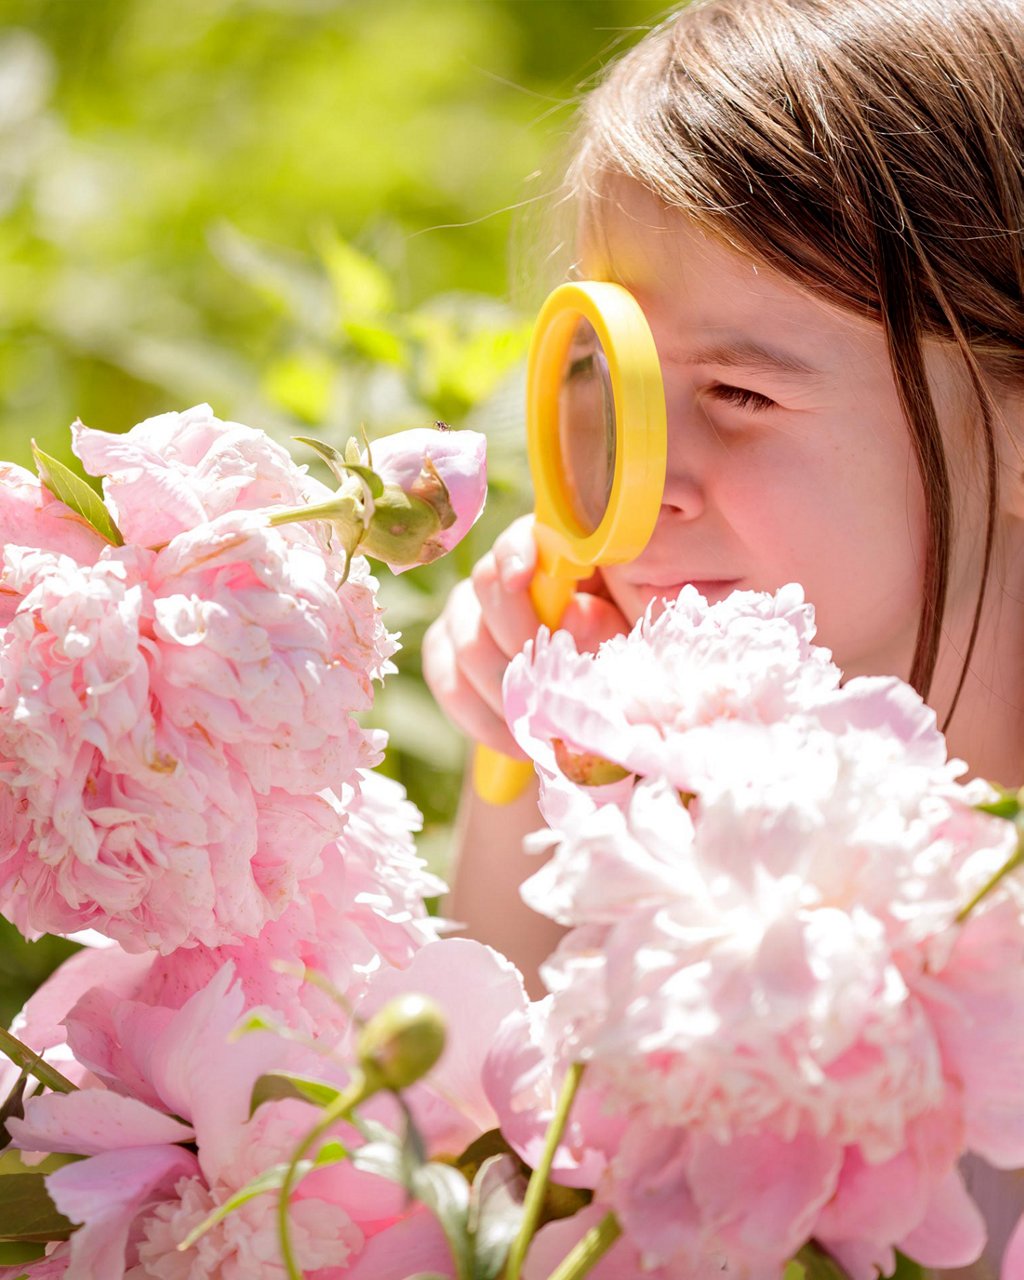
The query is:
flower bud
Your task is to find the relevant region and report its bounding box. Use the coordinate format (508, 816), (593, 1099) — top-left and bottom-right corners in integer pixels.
(356, 993), (446, 1091)
(358, 485), (447, 570)
(365, 427), (487, 573)
(552, 737), (632, 787)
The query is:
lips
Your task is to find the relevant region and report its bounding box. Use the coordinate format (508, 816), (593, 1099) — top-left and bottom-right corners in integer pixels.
(639, 579), (742, 604)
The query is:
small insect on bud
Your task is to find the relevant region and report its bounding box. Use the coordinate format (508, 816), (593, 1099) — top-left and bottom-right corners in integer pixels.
(356, 993), (447, 1091)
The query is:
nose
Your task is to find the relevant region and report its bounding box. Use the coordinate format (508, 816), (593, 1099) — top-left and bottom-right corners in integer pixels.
(657, 393), (708, 521)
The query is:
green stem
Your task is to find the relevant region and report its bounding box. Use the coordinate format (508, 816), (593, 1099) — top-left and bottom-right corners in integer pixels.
(956, 828), (1024, 923)
(276, 1070), (377, 1280)
(505, 1061), (585, 1280)
(0, 1025), (76, 1095)
(545, 1211), (622, 1280)
(267, 497), (362, 530)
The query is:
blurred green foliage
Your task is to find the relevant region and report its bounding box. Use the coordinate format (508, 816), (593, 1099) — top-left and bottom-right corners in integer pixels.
(0, 0), (669, 1022)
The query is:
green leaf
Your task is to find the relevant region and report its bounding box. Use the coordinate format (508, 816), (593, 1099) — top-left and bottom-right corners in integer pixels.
(0, 1151), (79, 1178)
(249, 1070), (342, 1118)
(31, 441), (123, 546)
(468, 1154), (527, 1280)
(792, 1242), (851, 1280)
(0, 1173), (75, 1243)
(888, 1251), (926, 1280)
(316, 228), (394, 321)
(343, 318), (406, 366)
(0, 1239), (47, 1264)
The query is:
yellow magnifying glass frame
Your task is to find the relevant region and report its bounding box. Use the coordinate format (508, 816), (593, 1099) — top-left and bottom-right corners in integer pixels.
(473, 281), (667, 805)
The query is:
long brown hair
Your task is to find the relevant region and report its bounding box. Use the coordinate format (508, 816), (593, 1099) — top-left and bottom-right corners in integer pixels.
(570, 0), (1024, 715)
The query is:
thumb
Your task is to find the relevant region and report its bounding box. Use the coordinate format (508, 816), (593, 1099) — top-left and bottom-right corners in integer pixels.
(560, 590), (628, 654)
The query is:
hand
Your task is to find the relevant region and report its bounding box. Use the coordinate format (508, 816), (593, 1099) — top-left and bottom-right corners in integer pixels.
(422, 515), (627, 756)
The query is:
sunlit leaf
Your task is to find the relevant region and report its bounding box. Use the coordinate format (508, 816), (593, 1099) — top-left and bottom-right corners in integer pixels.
(31, 442), (123, 546)
(317, 228), (394, 321)
(343, 318), (406, 365)
(263, 351), (335, 423)
(249, 1070), (342, 1118)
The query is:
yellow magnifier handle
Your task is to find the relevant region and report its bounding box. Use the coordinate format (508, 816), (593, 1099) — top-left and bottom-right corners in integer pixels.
(471, 280), (666, 808)
(471, 566), (578, 805)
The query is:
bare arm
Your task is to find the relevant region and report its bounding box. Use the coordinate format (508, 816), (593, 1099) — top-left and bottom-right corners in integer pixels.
(446, 770), (565, 999)
(424, 515), (626, 995)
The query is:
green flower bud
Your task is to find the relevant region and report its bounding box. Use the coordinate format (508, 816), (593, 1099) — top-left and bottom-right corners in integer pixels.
(358, 486), (446, 569)
(356, 993), (446, 1091)
(552, 738), (632, 787)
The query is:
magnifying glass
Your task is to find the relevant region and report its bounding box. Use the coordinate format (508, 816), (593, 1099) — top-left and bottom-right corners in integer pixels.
(472, 281), (667, 805)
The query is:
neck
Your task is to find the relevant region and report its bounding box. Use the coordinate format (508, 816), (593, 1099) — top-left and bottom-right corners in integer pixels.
(928, 567), (1024, 789)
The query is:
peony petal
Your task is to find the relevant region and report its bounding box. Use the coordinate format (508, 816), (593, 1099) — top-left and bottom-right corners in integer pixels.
(9, 1090), (193, 1156)
(46, 1144), (198, 1280)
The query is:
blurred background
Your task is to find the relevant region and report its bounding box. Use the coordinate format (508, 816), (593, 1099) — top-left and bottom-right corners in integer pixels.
(0, 0), (668, 1019)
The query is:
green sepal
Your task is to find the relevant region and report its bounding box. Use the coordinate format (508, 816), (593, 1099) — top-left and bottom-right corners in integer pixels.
(249, 1070), (342, 1118)
(32, 440), (124, 546)
(293, 435), (384, 498)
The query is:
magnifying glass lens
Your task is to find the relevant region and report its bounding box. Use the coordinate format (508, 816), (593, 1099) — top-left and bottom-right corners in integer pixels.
(557, 317), (616, 533)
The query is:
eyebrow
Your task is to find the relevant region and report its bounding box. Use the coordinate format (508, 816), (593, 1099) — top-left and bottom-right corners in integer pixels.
(674, 339), (822, 379)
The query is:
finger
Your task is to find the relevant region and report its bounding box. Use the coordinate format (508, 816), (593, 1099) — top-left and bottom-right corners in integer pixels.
(442, 578), (518, 719)
(422, 616), (525, 757)
(471, 551), (544, 660)
(561, 590), (629, 654)
(491, 514), (537, 592)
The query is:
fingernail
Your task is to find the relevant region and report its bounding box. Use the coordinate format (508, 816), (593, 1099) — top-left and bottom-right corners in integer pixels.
(501, 555), (526, 587)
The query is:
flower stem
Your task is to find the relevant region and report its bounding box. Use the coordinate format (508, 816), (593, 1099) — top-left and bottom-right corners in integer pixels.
(505, 1061), (585, 1280)
(276, 1071), (377, 1280)
(545, 1211), (622, 1280)
(0, 1024), (76, 1094)
(956, 828), (1024, 923)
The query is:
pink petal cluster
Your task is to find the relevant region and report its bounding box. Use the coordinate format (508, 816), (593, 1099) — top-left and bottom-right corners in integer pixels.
(0, 409), (401, 951)
(501, 586), (1024, 1278)
(7, 966), (411, 1280)
(7, 940), (527, 1280)
(14, 769), (446, 1044)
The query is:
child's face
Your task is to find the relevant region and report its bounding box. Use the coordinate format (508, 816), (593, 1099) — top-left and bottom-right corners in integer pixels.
(582, 189), (989, 683)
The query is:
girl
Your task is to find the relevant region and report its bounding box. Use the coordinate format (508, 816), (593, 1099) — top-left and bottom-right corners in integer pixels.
(423, 2), (1024, 1269)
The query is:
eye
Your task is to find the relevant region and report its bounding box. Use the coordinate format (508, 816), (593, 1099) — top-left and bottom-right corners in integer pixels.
(706, 383), (777, 413)
(567, 351), (601, 380)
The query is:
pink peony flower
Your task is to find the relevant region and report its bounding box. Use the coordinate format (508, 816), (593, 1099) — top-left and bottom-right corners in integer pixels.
(72, 404), (331, 549)
(6, 941), (539, 1279)
(0, 505), (395, 952)
(0, 462), (106, 625)
(500, 587), (1024, 1277)
(7, 966), (397, 1280)
(8, 769), (443, 1065)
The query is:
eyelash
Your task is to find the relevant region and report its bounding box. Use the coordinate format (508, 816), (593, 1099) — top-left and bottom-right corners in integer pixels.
(706, 383), (777, 413)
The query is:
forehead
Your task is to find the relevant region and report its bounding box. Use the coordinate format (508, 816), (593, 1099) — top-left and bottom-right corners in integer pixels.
(578, 182), (868, 364)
